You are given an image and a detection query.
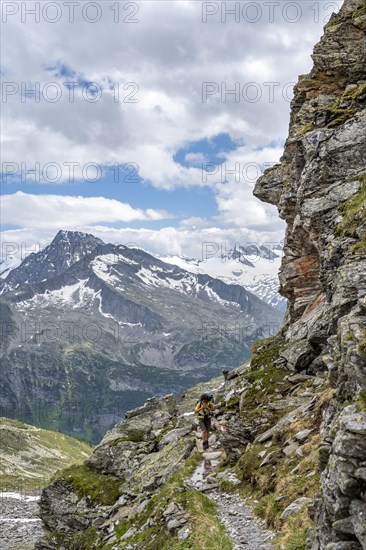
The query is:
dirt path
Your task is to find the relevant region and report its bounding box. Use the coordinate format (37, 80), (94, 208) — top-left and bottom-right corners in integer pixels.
(209, 490), (274, 550)
(189, 437), (275, 549)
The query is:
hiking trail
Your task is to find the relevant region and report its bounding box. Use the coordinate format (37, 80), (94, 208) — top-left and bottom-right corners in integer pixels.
(187, 433), (275, 550)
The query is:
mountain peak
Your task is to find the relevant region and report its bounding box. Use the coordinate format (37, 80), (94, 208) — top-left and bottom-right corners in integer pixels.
(53, 229), (95, 239)
(0, 230), (106, 293)
(52, 229), (104, 247)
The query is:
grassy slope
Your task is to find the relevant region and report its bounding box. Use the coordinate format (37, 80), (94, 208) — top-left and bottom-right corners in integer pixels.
(0, 417), (92, 491)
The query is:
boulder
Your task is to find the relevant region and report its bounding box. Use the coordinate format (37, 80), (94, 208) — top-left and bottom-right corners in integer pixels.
(157, 427), (192, 449)
(126, 437), (195, 493)
(350, 500), (366, 549)
(260, 450), (283, 467)
(283, 442), (300, 456)
(294, 429), (312, 442)
(280, 497), (312, 520)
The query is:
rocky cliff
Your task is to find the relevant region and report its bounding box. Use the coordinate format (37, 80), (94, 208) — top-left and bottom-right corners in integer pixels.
(35, 1), (366, 548)
(254, 0), (366, 547)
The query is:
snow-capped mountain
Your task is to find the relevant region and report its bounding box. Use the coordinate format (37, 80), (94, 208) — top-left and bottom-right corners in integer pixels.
(158, 243), (287, 313)
(0, 231), (283, 441)
(0, 230), (104, 294)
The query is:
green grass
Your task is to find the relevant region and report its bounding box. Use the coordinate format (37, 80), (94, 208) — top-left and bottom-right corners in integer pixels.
(356, 390), (366, 412)
(224, 395), (240, 410)
(110, 429), (147, 445)
(124, 429), (147, 442)
(336, 185), (366, 254)
(286, 527), (307, 550)
(278, 511), (310, 550)
(357, 330), (366, 357)
(234, 333), (290, 424)
(325, 5), (366, 29)
(253, 493), (284, 527)
(47, 526), (100, 550)
(352, 5), (366, 20)
(218, 479), (238, 494)
(250, 333), (286, 371)
(296, 122), (315, 137)
(0, 417), (92, 491)
(185, 490), (232, 550)
(327, 106), (357, 128)
(326, 83), (366, 128)
(350, 232), (366, 255)
(68, 527), (99, 550)
(342, 82), (366, 101)
(226, 331), (330, 549)
(55, 463), (121, 505)
(115, 453), (232, 550)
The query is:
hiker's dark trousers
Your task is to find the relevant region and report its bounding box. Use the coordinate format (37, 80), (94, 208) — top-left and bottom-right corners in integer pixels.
(199, 417), (212, 431)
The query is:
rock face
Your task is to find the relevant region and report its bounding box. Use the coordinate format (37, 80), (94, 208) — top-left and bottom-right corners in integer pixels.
(254, 0), (366, 547)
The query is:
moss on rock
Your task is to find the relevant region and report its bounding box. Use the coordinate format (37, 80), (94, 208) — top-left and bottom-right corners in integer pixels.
(336, 184), (366, 253)
(56, 463), (121, 505)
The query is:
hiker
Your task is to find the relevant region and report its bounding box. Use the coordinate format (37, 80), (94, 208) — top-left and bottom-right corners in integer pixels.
(194, 393), (215, 450)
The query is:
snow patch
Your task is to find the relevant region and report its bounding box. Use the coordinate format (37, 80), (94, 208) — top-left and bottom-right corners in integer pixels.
(15, 280), (98, 311)
(0, 493), (40, 502)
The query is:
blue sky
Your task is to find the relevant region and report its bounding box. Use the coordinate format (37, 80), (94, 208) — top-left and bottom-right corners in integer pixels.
(2, 133), (239, 228)
(1, 0), (342, 257)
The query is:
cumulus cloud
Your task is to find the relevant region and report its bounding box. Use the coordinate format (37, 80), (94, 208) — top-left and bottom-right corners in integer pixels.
(1, 192), (171, 228)
(211, 144), (285, 228)
(0, 0), (341, 256)
(0, 224), (285, 264)
(1, 0), (342, 189)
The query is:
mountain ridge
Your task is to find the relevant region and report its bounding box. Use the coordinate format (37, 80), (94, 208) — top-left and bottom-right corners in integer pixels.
(1, 231), (286, 312)
(0, 233), (283, 442)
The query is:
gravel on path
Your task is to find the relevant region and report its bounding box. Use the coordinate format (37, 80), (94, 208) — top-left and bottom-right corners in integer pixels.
(0, 492), (45, 550)
(190, 435), (275, 550)
(209, 490), (275, 550)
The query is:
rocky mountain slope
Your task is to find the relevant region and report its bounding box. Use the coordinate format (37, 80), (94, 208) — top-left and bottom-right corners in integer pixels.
(253, 0), (366, 546)
(0, 230), (104, 294)
(0, 231), (282, 442)
(1, 235), (286, 311)
(34, 341), (331, 549)
(33, 0), (366, 548)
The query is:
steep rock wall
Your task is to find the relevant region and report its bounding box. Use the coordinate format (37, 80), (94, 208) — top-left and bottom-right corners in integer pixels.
(254, 0), (366, 547)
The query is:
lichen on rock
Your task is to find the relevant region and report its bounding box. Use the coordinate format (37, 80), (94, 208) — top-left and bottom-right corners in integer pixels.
(254, 0), (366, 547)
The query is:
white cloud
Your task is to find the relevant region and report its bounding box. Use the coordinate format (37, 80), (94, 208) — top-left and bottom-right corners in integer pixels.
(0, 224), (285, 265)
(0, 0), (341, 255)
(204, 144), (284, 228)
(1, 1), (342, 190)
(1, 192), (171, 228)
(184, 152), (208, 164)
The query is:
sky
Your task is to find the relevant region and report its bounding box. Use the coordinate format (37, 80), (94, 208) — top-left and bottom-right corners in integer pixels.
(1, 0), (343, 260)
